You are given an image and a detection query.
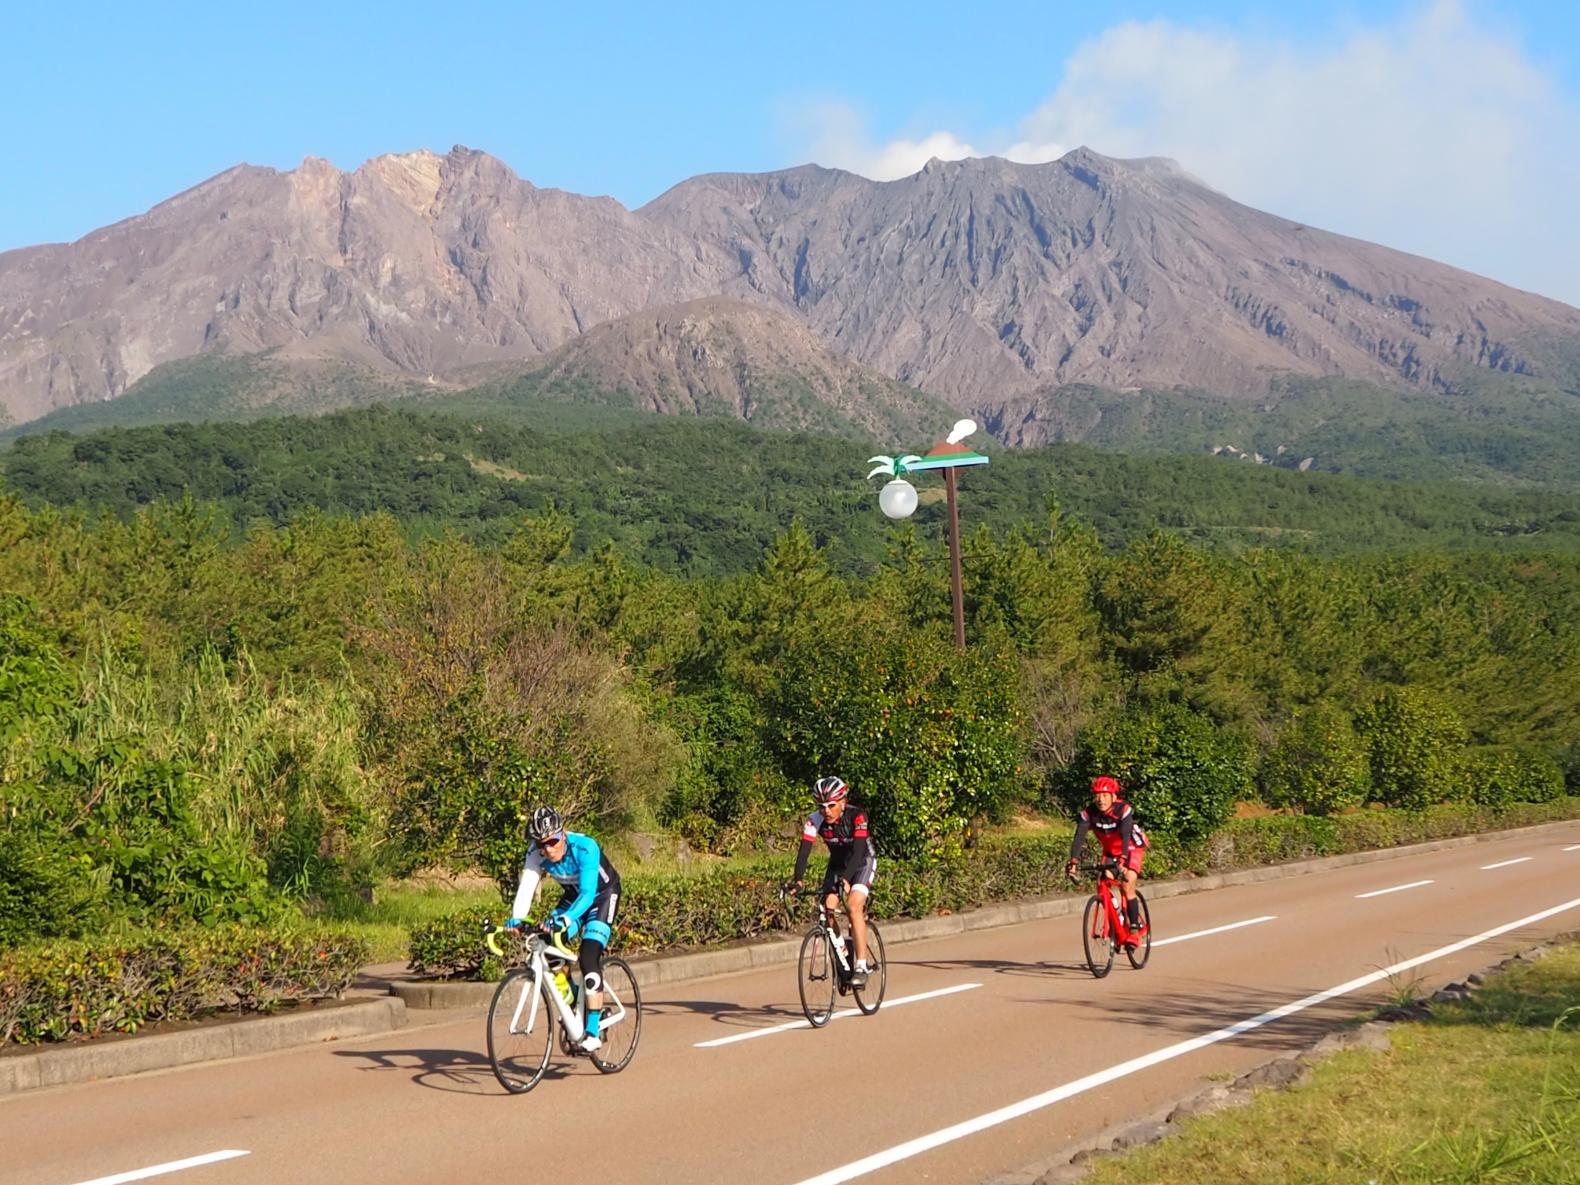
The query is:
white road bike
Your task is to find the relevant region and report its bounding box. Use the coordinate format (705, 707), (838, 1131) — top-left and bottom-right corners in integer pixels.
(482, 921), (642, 1093)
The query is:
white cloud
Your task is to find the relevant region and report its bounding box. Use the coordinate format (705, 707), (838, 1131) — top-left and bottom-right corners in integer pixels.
(793, 100), (984, 180)
(788, 1), (1580, 306)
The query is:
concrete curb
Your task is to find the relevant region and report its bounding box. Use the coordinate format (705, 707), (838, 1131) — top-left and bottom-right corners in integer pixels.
(0, 996), (406, 1096)
(395, 815), (1580, 1011)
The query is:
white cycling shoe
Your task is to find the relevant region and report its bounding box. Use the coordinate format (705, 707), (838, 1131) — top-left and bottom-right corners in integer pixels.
(574, 1034), (602, 1053)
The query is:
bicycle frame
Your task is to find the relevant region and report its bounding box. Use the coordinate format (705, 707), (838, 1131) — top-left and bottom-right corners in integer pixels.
(492, 930), (631, 1044)
(812, 897), (856, 977)
(1083, 863), (1139, 947)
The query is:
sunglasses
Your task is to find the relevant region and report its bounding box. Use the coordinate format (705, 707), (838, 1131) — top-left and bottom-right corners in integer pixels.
(535, 834), (566, 851)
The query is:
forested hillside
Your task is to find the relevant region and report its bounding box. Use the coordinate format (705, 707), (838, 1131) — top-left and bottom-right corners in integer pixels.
(4, 407), (1579, 575)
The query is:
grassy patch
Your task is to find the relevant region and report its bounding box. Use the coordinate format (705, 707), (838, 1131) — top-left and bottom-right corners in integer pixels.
(1080, 939), (1580, 1185)
(323, 880), (501, 963)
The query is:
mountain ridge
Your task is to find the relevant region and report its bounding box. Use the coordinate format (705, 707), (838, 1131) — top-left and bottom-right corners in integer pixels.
(2, 145), (1577, 429)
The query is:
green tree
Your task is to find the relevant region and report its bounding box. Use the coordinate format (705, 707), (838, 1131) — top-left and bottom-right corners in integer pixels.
(1263, 704), (1372, 815)
(767, 611), (1026, 861)
(1356, 686), (1468, 809)
(1064, 701), (1250, 841)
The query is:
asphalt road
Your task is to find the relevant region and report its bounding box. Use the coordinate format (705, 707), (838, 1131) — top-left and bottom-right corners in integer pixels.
(8, 825), (1580, 1185)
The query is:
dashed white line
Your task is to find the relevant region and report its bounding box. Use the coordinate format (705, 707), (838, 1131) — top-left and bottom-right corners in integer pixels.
(1482, 857), (1534, 870)
(1564, 844), (1580, 852)
(695, 983), (981, 1047)
(1356, 879), (1434, 899)
(1151, 915), (1276, 947)
(786, 895), (1580, 1185)
(70, 1150), (250, 1185)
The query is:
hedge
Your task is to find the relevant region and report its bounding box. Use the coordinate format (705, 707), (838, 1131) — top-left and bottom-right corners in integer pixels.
(407, 797), (1580, 980)
(0, 924), (368, 1046)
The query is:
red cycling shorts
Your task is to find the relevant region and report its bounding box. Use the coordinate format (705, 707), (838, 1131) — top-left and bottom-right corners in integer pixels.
(1122, 848), (1145, 873)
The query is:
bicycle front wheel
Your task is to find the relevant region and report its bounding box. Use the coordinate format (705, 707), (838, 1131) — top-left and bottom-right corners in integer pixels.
(797, 927), (837, 1027)
(589, 957), (642, 1074)
(1126, 893), (1152, 970)
(1082, 896), (1114, 979)
(853, 921), (887, 1015)
(487, 968), (554, 1094)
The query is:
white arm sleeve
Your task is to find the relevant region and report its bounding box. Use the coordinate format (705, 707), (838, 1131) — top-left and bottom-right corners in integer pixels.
(510, 862), (542, 921)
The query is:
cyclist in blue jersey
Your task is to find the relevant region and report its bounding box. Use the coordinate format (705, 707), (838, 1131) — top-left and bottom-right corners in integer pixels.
(506, 806), (622, 1053)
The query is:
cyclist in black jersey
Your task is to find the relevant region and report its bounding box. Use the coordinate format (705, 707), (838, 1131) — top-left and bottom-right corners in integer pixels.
(785, 776), (876, 986)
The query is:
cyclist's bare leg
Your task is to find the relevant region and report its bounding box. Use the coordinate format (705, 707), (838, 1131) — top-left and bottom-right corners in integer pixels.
(846, 881), (870, 965)
(823, 891), (843, 943)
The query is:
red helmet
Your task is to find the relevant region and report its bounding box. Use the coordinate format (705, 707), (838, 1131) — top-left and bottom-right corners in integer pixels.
(1090, 776), (1122, 798)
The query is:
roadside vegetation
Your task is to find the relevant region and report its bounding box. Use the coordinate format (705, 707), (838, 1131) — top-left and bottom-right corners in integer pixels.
(3, 409), (1579, 1040)
(1079, 936), (1580, 1185)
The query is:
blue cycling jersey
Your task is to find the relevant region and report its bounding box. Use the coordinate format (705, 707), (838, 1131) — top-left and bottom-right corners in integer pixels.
(510, 832), (619, 930)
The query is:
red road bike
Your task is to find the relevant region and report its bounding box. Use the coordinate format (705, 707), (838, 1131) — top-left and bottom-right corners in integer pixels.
(1072, 860), (1151, 978)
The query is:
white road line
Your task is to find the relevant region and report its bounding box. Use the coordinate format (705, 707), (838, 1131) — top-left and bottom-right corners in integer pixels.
(695, 983), (981, 1048)
(786, 895), (1580, 1185)
(1356, 879), (1434, 899)
(1482, 857), (1534, 870)
(69, 1150), (250, 1185)
(1151, 916), (1276, 947)
(1564, 844), (1580, 852)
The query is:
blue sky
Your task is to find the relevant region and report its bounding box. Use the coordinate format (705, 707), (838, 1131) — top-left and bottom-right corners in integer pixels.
(5, 1), (1578, 303)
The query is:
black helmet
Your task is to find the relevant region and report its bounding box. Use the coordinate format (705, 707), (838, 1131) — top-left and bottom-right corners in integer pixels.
(813, 776), (849, 807)
(526, 806), (564, 842)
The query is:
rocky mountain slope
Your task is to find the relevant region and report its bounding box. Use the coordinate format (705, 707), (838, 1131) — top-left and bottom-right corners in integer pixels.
(3, 145), (1578, 429)
(461, 295), (954, 441)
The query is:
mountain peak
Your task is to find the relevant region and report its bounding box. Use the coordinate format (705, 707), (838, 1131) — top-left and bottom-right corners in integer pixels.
(4, 144), (1578, 430)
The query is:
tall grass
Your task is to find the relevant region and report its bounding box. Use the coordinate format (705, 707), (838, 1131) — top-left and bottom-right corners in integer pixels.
(74, 638), (387, 893)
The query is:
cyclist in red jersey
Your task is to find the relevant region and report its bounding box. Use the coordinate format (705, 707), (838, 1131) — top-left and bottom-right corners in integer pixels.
(1065, 776), (1148, 941)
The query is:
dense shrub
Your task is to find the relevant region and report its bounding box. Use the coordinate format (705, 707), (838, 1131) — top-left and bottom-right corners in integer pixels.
(1062, 700), (1250, 841)
(1461, 749), (1566, 808)
(766, 614), (1028, 861)
(1263, 704), (1372, 815)
(0, 924), (368, 1045)
(1358, 686), (1468, 809)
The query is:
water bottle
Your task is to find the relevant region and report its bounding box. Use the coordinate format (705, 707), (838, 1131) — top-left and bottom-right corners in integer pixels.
(552, 968), (574, 1006)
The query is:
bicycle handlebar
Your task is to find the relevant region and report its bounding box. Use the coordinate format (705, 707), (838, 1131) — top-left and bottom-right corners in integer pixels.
(481, 919), (576, 959)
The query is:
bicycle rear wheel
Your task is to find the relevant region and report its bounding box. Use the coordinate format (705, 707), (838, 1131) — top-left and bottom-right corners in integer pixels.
(588, 957), (642, 1074)
(853, 921), (886, 1015)
(487, 968), (554, 1094)
(1082, 896), (1114, 979)
(797, 927), (837, 1027)
(1126, 893), (1152, 970)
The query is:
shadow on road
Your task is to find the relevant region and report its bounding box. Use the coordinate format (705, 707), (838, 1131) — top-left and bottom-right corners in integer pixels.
(1048, 976), (1380, 1050)
(331, 1044), (577, 1095)
(647, 996), (806, 1033)
(889, 955), (1089, 978)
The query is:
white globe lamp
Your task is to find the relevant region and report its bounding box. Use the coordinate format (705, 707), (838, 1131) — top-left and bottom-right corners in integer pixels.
(879, 478), (918, 520)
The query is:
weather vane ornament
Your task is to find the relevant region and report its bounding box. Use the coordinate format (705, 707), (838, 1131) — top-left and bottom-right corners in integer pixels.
(866, 420), (986, 520)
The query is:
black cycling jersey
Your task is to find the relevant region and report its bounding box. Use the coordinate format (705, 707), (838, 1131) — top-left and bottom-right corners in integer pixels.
(793, 805), (874, 885)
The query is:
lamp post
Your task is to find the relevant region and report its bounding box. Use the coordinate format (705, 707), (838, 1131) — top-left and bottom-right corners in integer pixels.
(867, 419), (990, 650)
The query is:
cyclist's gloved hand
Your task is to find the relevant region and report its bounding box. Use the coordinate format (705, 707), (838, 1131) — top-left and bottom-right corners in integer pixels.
(783, 879), (802, 896)
(506, 917), (525, 929)
(1064, 860), (1079, 880)
(549, 914), (579, 940)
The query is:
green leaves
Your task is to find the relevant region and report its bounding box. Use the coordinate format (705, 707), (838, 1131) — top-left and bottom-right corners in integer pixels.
(767, 611), (1027, 861)
(1357, 686), (1469, 810)
(1064, 701), (1249, 842)
(0, 924), (368, 1045)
